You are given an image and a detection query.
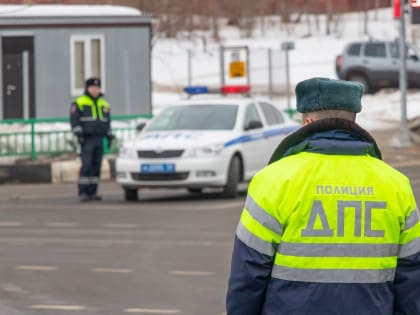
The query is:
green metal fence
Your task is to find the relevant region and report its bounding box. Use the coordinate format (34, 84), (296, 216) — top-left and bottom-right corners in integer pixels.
(0, 114), (152, 160)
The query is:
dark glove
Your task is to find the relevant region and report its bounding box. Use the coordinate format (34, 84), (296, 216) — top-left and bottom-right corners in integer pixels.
(73, 126), (84, 144)
(106, 134), (115, 149)
(77, 135), (85, 145)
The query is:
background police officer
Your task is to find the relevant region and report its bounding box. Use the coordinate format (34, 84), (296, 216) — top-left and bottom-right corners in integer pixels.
(226, 77), (420, 315)
(70, 78), (113, 202)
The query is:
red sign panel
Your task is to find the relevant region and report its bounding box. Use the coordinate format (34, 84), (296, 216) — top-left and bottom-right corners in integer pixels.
(394, 0), (401, 18)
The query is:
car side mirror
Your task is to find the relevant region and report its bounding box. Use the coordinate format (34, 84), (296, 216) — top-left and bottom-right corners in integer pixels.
(409, 54), (419, 61)
(245, 120), (263, 131)
(136, 122), (146, 132)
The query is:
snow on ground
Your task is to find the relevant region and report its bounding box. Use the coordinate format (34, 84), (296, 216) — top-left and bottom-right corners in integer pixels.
(152, 8), (420, 132)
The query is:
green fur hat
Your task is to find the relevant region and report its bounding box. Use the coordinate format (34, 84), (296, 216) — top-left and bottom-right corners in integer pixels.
(296, 77), (363, 113)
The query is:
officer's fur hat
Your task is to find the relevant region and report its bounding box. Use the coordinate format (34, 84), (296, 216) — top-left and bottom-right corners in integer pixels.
(296, 77), (363, 113)
(85, 77), (101, 88)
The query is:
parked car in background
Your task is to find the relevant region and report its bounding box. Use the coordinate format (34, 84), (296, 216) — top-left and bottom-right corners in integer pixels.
(335, 39), (420, 93)
(115, 91), (299, 201)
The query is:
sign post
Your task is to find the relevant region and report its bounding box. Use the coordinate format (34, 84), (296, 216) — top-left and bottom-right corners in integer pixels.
(394, 0), (411, 146)
(398, 0), (411, 145)
(281, 41), (295, 110)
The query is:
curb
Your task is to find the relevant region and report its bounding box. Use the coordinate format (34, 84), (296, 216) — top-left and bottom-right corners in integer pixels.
(0, 164), (51, 184)
(0, 158), (115, 184)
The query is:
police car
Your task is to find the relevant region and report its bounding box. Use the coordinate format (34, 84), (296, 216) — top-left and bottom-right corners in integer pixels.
(115, 85), (300, 200)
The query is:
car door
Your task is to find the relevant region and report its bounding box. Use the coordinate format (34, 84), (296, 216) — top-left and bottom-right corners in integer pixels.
(390, 42), (420, 87)
(241, 102), (268, 178)
(258, 102), (290, 153)
(362, 42), (394, 85)
(406, 45), (420, 86)
(388, 41), (401, 86)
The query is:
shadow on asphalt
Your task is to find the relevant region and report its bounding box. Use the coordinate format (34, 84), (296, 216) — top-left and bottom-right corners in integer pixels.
(131, 189), (248, 203)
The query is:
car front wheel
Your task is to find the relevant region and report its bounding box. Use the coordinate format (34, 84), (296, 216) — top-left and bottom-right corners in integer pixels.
(223, 156), (241, 198)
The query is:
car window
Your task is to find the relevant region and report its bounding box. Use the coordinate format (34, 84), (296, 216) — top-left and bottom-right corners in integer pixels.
(390, 42), (399, 59)
(364, 43), (386, 58)
(259, 102), (285, 125)
(243, 103), (262, 129)
(347, 43), (361, 56)
(147, 104), (238, 131)
(391, 42), (419, 59)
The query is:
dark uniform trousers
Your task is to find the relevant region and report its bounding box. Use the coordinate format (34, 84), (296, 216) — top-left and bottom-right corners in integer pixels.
(79, 136), (104, 196)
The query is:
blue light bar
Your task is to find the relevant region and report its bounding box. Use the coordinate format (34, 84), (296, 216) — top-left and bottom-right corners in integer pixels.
(184, 86), (209, 95)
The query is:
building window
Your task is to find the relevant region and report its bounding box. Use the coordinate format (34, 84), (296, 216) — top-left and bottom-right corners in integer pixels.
(70, 35), (105, 96)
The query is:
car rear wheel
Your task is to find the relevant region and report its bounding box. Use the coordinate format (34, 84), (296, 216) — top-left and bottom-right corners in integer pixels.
(348, 73), (371, 94)
(223, 156), (241, 198)
(124, 187), (138, 201)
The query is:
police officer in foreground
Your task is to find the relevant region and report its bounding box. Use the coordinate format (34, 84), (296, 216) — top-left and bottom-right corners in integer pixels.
(226, 77), (420, 314)
(70, 78), (113, 202)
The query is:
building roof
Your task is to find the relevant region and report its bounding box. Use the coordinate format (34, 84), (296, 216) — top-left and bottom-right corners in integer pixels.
(0, 5), (151, 27)
(0, 5), (142, 16)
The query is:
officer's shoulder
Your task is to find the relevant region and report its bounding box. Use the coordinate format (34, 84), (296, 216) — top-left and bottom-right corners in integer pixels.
(252, 155), (297, 182)
(373, 158), (412, 186)
(100, 96), (110, 105)
(74, 94), (86, 102)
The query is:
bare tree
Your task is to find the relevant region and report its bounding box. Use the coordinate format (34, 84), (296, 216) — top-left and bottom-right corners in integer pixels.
(293, 0), (309, 23)
(325, 0), (334, 35)
(363, 0), (369, 36)
(373, 0), (380, 21)
(258, 0), (270, 36)
(278, 0), (291, 23)
(239, 0), (259, 38)
(61, 0), (391, 40)
(209, 0), (221, 42)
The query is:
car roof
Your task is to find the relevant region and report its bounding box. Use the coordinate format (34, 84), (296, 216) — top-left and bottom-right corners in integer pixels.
(346, 39), (398, 45)
(167, 95), (264, 107)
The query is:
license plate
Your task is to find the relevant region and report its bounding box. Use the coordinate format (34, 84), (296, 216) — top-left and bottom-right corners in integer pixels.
(141, 163), (175, 173)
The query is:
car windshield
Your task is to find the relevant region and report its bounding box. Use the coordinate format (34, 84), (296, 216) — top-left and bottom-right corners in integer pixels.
(147, 104), (239, 131)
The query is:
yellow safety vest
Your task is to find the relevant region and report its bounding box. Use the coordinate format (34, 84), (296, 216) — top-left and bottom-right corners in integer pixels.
(76, 95), (110, 120)
(237, 152), (420, 283)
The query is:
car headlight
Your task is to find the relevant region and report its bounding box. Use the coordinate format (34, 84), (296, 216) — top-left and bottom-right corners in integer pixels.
(118, 146), (137, 159)
(186, 144), (224, 158)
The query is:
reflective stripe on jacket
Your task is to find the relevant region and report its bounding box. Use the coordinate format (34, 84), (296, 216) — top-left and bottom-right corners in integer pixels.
(227, 118), (420, 315)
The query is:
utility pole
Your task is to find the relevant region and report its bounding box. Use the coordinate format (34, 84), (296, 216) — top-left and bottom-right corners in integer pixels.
(399, 0), (411, 146)
(281, 41), (294, 110)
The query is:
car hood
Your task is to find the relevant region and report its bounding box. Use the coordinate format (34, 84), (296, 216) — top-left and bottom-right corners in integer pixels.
(127, 130), (237, 150)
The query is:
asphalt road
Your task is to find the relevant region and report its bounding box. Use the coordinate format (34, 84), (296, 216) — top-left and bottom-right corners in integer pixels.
(0, 183), (247, 315)
(1, 159), (420, 315)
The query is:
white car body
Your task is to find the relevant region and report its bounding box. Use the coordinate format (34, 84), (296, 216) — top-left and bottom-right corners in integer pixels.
(115, 96), (300, 200)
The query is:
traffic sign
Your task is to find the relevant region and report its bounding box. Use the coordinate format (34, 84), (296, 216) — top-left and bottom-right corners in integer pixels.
(281, 41), (295, 51)
(229, 61), (246, 78)
(394, 0), (401, 18)
(220, 46), (249, 86)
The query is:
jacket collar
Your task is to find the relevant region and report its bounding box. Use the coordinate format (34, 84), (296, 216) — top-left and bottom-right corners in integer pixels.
(84, 90), (103, 101)
(268, 118), (382, 164)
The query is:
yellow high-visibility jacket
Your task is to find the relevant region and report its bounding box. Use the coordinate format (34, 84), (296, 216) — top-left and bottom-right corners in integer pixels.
(227, 118), (420, 315)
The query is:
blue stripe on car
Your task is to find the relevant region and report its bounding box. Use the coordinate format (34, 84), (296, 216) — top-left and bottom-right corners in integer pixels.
(224, 125), (299, 147)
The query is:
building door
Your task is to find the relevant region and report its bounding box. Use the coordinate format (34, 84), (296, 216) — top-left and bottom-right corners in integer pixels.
(2, 36), (35, 119)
